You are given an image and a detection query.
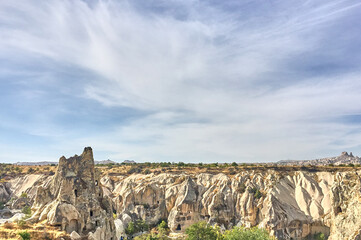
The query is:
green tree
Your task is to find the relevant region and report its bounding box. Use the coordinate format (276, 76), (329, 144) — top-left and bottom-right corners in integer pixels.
(126, 222), (136, 235)
(185, 221), (219, 240)
(157, 220), (170, 239)
(158, 220), (168, 231)
(126, 220), (149, 236)
(223, 227), (273, 240)
(18, 231), (31, 240)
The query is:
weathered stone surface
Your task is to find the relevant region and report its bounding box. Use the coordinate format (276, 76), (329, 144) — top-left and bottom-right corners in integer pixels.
(29, 147), (116, 240)
(107, 170), (361, 240)
(0, 183), (11, 203)
(70, 231), (81, 240)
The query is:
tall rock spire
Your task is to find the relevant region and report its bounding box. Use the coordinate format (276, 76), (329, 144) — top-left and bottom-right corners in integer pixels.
(30, 147), (116, 240)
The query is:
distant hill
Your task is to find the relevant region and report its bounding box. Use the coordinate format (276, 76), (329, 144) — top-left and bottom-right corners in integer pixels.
(95, 159), (116, 165)
(122, 160), (136, 164)
(14, 161), (57, 166)
(277, 152), (361, 166)
(15, 159), (118, 166)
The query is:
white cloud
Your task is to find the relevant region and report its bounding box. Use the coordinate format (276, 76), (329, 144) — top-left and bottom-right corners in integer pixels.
(1, 0), (361, 162)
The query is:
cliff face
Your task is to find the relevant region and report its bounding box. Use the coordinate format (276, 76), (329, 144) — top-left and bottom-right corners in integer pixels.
(107, 170), (361, 240)
(29, 147), (116, 240)
(4, 152), (361, 240)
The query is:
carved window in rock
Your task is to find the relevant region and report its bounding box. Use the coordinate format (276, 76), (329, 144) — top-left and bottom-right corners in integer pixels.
(90, 210), (93, 217)
(95, 180), (98, 186)
(74, 189), (78, 197)
(95, 220), (99, 227)
(176, 224), (181, 231)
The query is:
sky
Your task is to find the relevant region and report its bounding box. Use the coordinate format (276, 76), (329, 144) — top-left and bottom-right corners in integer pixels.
(1, 0), (361, 163)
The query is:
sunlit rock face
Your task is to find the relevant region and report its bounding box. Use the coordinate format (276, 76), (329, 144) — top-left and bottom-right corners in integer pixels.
(30, 147), (116, 240)
(109, 170), (361, 240)
(5, 149), (361, 240)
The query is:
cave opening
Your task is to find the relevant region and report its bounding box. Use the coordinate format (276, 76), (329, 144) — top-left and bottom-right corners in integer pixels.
(90, 210), (93, 217)
(176, 224), (181, 231)
(74, 189), (78, 197)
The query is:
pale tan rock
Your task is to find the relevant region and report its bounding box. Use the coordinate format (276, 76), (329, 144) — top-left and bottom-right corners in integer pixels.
(29, 147), (116, 240)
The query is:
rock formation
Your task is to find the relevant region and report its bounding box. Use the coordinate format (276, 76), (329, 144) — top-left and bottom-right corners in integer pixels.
(107, 170), (361, 240)
(0, 183), (11, 203)
(278, 151), (361, 166)
(29, 147), (116, 240)
(3, 149), (361, 239)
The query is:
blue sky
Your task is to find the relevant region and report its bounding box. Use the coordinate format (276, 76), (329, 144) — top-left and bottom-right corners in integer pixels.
(1, 0), (361, 163)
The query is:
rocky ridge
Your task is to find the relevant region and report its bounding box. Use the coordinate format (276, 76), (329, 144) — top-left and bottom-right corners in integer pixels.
(105, 170), (361, 240)
(278, 152), (361, 166)
(2, 149), (361, 239)
(28, 147), (116, 240)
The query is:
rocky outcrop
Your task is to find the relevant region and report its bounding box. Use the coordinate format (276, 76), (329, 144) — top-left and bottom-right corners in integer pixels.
(278, 152), (361, 166)
(29, 147), (116, 240)
(0, 183), (11, 203)
(3, 149), (361, 240)
(108, 170), (361, 240)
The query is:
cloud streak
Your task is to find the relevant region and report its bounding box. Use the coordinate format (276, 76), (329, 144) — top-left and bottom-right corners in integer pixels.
(0, 0), (361, 162)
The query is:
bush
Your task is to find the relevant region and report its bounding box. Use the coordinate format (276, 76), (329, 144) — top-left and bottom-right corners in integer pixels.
(18, 231), (31, 240)
(126, 220), (149, 236)
(254, 189), (263, 199)
(22, 206), (31, 215)
(143, 169), (151, 174)
(17, 219), (29, 229)
(158, 220), (168, 231)
(128, 166), (142, 174)
(21, 192), (28, 198)
(0, 201), (4, 210)
(313, 232), (325, 240)
(185, 221), (219, 240)
(27, 168), (35, 174)
(248, 187), (263, 199)
(4, 222), (15, 229)
(223, 227), (273, 240)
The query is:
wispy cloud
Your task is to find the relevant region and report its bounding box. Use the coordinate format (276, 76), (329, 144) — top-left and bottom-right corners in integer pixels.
(0, 0), (361, 162)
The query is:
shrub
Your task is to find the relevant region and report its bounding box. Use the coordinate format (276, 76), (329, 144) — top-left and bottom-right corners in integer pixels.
(27, 168), (35, 174)
(125, 222), (136, 235)
(18, 231), (31, 240)
(21, 192), (28, 198)
(313, 232), (325, 240)
(22, 206), (31, 215)
(223, 227), (273, 240)
(158, 220), (168, 231)
(185, 221), (219, 240)
(143, 169), (151, 174)
(4, 222), (15, 229)
(17, 219), (29, 229)
(126, 220), (149, 236)
(231, 162), (238, 167)
(0, 201), (4, 210)
(254, 189), (263, 199)
(128, 166), (142, 174)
